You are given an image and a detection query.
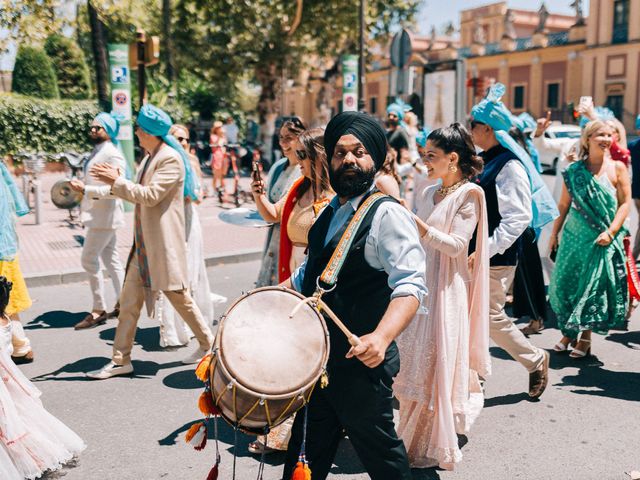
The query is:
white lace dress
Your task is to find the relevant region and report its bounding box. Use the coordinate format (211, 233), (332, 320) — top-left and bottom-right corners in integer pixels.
(0, 319), (85, 479)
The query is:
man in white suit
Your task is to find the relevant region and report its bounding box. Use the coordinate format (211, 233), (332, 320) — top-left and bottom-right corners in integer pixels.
(71, 113), (126, 329)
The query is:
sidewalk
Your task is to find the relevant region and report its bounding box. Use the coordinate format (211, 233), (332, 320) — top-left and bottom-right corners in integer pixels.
(15, 172), (267, 287)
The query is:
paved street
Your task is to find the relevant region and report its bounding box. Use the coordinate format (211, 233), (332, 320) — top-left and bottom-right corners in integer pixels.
(19, 255), (640, 480)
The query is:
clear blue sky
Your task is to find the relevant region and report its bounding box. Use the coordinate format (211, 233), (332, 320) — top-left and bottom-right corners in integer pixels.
(417, 0), (590, 34)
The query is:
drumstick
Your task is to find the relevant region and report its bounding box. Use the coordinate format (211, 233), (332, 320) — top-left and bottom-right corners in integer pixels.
(289, 296), (361, 347)
(317, 299), (362, 347)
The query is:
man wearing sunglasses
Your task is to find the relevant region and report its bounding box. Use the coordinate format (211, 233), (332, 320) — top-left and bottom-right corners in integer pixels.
(70, 112), (126, 330)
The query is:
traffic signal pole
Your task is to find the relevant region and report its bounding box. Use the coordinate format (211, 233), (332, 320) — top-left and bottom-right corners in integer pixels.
(358, 0), (365, 111)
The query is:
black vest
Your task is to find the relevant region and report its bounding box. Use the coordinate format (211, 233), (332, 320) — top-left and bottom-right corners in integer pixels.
(473, 144), (523, 266)
(302, 193), (397, 369)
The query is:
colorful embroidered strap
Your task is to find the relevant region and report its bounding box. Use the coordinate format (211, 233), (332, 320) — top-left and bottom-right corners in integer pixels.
(318, 192), (386, 288)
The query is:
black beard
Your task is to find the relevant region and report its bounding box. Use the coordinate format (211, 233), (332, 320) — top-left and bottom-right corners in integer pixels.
(89, 136), (103, 144)
(329, 164), (376, 198)
(387, 119), (399, 128)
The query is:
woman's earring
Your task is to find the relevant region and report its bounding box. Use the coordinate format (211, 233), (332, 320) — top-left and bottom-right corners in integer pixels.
(448, 163), (458, 173)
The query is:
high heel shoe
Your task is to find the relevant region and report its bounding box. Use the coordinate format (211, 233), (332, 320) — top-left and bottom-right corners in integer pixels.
(569, 339), (591, 358)
(553, 338), (576, 352)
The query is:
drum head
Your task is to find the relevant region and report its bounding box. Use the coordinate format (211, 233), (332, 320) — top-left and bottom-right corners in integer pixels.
(219, 288), (327, 396)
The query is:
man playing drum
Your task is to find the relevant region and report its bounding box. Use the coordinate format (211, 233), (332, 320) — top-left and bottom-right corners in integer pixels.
(281, 111), (427, 480)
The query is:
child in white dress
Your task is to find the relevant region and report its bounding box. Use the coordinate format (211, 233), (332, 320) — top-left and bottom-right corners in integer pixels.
(0, 276), (85, 479)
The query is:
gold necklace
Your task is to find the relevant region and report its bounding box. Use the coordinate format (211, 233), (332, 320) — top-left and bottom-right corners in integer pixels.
(437, 178), (468, 197)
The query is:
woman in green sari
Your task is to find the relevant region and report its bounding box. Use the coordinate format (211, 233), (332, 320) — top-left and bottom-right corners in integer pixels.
(549, 120), (631, 358)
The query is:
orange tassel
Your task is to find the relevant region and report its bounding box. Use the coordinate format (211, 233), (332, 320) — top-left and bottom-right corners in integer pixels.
(291, 461), (311, 480)
(185, 422), (207, 451)
(195, 353), (212, 382)
(198, 391), (221, 416)
(205, 464), (218, 480)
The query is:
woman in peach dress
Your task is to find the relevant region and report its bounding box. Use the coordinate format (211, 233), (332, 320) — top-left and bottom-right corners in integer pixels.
(395, 124), (491, 470)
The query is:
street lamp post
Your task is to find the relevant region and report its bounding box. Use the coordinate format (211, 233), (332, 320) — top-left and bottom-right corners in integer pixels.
(358, 0), (366, 111)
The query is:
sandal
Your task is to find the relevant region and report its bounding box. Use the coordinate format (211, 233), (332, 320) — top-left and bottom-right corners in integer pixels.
(521, 319), (545, 336)
(247, 440), (278, 455)
(553, 338), (576, 352)
(569, 339), (591, 359)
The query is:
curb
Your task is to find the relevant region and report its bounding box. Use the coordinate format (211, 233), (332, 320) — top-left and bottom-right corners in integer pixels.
(24, 248), (263, 288)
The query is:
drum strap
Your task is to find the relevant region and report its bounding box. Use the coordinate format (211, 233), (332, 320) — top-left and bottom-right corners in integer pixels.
(318, 191), (386, 289)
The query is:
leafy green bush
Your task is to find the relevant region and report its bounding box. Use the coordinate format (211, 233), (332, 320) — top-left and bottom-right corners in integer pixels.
(11, 46), (60, 99)
(44, 34), (92, 100)
(0, 94), (99, 156)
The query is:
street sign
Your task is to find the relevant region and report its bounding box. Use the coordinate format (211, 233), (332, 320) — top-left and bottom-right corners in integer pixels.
(107, 44), (135, 182)
(342, 55), (359, 112)
(390, 29), (412, 69)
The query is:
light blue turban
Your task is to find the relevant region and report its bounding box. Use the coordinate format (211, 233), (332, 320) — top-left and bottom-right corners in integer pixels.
(578, 106), (616, 128)
(0, 161), (29, 261)
(386, 98), (411, 122)
(510, 112), (542, 173)
(472, 83), (558, 235)
(415, 127), (432, 148)
(137, 104), (200, 202)
(95, 111), (123, 145)
(635, 114), (640, 131)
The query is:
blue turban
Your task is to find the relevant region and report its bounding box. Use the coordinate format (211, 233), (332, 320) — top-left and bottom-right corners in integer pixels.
(472, 83), (558, 235)
(386, 98), (411, 122)
(137, 104), (200, 202)
(635, 114), (640, 131)
(510, 112), (542, 173)
(578, 106), (616, 128)
(415, 127), (432, 148)
(95, 112), (123, 145)
(0, 161), (29, 261)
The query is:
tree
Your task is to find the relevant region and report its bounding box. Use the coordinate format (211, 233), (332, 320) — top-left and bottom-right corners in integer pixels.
(87, 0), (110, 111)
(44, 34), (92, 99)
(162, 0), (175, 84)
(0, 0), (65, 55)
(171, 0), (419, 150)
(11, 45), (59, 99)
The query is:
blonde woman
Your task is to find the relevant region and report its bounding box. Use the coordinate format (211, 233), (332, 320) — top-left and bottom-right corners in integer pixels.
(549, 120), (632, 358)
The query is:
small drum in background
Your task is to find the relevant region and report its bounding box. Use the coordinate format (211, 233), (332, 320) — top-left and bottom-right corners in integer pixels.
(209, 286), (329, 434)
(50, 179), (83, 210)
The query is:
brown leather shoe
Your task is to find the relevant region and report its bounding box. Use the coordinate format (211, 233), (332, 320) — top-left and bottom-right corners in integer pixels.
(74, 311), (108, 330)
(11, 350), (34, 364)
(528, 350), (550, 399)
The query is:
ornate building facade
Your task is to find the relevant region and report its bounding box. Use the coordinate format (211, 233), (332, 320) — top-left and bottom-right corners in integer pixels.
(284, 1), (640, 134)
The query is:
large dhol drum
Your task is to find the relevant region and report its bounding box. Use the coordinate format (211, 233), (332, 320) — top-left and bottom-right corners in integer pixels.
(209, 286), (329, 434)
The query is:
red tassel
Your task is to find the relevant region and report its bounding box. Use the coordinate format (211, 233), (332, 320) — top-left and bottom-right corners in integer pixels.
(291, 461), (311, 480)
(195, 354), (212, 382)
(198, 391), (221, 416)
(205, 464), (218, 480)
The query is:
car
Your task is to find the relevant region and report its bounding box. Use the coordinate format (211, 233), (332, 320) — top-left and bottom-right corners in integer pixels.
(526, 123), (582, 172)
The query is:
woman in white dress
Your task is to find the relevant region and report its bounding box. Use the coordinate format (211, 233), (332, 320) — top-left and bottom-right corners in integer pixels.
(154, 125), (223, 347)
(395, 123), (491, 470)
(0, 276), (85, 479)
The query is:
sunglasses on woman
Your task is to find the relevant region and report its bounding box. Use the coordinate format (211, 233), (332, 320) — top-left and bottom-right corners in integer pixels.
(295, 149), (308, 160)
(176, 136), (188, 143)
(469, 120), (485, 129)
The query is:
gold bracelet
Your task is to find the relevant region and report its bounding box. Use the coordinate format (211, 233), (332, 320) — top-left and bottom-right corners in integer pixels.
(606, 230), (614, 241)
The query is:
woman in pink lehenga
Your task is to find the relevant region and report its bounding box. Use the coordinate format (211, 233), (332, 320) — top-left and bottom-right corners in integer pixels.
(395, 124), (491, 470)
(0, 276), (85, 479)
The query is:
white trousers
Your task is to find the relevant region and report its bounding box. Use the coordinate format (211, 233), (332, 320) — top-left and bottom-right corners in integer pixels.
(81, 228), (125, 312)
(489, 265), (545, 373)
